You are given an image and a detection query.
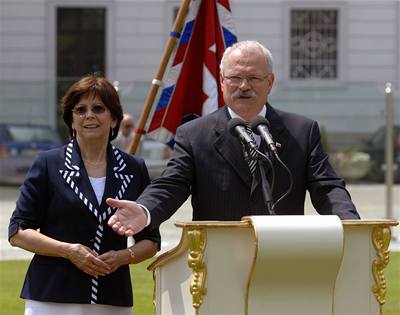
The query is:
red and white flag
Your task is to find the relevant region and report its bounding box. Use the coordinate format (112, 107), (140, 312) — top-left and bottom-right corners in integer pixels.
(147, 0), (237, 146)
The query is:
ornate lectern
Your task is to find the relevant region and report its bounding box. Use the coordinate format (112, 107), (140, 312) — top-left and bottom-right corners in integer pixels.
(148, 216), (398, 315)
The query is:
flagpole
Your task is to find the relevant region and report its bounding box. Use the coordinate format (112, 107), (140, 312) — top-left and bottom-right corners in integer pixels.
(128, 0), (192, 155)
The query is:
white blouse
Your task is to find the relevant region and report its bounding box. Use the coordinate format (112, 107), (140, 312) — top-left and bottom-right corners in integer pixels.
(88, 176), (106, 205)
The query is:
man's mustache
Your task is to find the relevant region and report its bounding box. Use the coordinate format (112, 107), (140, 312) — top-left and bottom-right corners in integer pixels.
(232, 90), (257, 98)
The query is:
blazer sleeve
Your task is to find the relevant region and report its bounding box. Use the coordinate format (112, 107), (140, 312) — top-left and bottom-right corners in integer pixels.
(306, 121), (360, 219)
(8, 152), (50, 240)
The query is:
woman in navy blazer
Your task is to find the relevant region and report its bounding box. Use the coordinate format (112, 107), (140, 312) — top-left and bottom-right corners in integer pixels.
(8, 75), (160, 315)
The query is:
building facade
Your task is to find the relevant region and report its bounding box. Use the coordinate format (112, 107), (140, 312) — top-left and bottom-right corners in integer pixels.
(1, 0), (399, 148)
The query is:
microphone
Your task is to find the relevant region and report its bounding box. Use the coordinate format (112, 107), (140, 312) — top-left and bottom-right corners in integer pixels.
(250, 116), (277, 156)
(227, 117), (258, 151)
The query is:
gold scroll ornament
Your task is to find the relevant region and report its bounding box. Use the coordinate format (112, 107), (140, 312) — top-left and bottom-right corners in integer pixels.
(187, 228), (207, 310)
(372, 226), (391, 305)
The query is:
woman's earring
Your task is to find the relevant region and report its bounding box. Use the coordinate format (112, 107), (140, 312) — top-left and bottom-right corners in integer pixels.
(110, 128), (114, 138)
(72, 129), (76, 138)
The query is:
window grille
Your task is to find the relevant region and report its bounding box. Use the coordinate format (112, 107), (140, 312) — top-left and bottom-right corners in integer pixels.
(290, 9), (338, 79)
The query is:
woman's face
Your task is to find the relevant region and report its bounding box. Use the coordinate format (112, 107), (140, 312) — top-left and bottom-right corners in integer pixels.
(71, 94), (116, 145)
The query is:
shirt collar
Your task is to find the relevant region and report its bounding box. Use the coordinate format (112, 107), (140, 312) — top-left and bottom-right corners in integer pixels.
(227, 105), (267, 121)
(227, 105), (266, 146)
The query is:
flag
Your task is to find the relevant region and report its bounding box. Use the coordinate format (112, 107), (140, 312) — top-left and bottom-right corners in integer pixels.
(147, 0), (237, 145)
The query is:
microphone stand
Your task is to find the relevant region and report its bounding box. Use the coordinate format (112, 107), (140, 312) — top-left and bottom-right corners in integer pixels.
(254, 145), (294, 212)
(248, 116), (294, 212)
(256, 156), (276, 215)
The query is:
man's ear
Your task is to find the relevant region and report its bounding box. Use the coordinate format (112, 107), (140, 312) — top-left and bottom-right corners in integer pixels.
(266, 73), (275, 94)
(220, 73), (225, 85)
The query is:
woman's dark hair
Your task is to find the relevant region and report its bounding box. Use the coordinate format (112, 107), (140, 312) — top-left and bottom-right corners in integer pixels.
(62, 74), (124, 141)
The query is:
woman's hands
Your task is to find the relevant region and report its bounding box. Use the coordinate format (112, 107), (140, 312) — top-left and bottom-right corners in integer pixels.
(9, 228), (134, 277)
(67, 244), (131, 276)
(67, 243), (111, 277)
(97, 250), (129, 273)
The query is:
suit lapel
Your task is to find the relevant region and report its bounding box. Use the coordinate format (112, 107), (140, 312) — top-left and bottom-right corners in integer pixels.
(99, 145), (135, 221)
(59, 139), (102, 221)
(213, 107), (253, 187)
(212, 104), (289, 189)
(100, 146), (122, 209)
(59, 140), (135, 224)
(101, 146), (134, 199)
(249, 103), (288, 183)
(266, 103), (287, 156)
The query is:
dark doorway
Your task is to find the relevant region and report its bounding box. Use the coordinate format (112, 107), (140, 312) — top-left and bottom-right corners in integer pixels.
(56, 7), (106, 139)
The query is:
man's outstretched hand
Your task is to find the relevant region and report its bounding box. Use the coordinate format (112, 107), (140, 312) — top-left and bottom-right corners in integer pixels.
(106, 198), (147, 236)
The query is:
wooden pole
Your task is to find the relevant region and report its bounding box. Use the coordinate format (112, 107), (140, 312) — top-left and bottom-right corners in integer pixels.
(128, 0), (192, 155)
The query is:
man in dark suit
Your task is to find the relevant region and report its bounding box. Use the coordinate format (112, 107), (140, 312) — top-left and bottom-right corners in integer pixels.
(107, 40), (360, 236)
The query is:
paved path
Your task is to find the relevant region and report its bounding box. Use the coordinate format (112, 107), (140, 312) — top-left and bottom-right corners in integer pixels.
(1, 184), (399, 260)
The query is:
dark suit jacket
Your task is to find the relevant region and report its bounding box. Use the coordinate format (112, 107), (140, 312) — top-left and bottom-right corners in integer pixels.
(138, 104), (360, 229)
(8, 139), (160, 306)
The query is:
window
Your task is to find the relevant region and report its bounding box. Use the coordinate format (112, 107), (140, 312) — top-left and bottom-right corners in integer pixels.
(290, 9), (338, 79)
(56, 7), (106, 137)
(57, 7), (105, 78)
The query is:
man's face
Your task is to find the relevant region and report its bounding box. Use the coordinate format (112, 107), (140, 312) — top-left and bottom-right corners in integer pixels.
(121, 118), (134, 136)
(220, 48), (274, 122)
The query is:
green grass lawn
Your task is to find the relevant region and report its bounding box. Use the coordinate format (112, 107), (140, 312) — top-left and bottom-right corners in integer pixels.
(0, 259), (155, 315)
(1, 253), (399, 315)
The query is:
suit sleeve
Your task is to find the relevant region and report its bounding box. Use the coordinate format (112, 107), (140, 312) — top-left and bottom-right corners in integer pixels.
(306, 121), (360, 219)
(8, 153), (49, 240)
(132, 158), (161, 249)
(137, 126), (194, 229)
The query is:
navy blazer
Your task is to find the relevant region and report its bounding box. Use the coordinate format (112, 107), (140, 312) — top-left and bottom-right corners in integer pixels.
(138, 104), (360, 229)
(9, 139), (160, 306)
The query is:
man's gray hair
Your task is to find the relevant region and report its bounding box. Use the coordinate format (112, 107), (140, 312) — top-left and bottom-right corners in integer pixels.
(220, 40), (274, 75)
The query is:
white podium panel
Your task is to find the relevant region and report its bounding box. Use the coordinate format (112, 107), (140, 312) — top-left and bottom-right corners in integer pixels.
(247, 216), (343, 315)
(148, 217), (398, 315)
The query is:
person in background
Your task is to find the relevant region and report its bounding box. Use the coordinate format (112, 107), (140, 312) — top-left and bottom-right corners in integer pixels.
(106, 40), (360, 237)
(112, 113), (135, 152)
(8, 74), (160, 315)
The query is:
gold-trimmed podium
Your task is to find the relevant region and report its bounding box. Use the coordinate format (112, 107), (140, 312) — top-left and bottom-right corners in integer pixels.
(148, 216), (398, 315)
